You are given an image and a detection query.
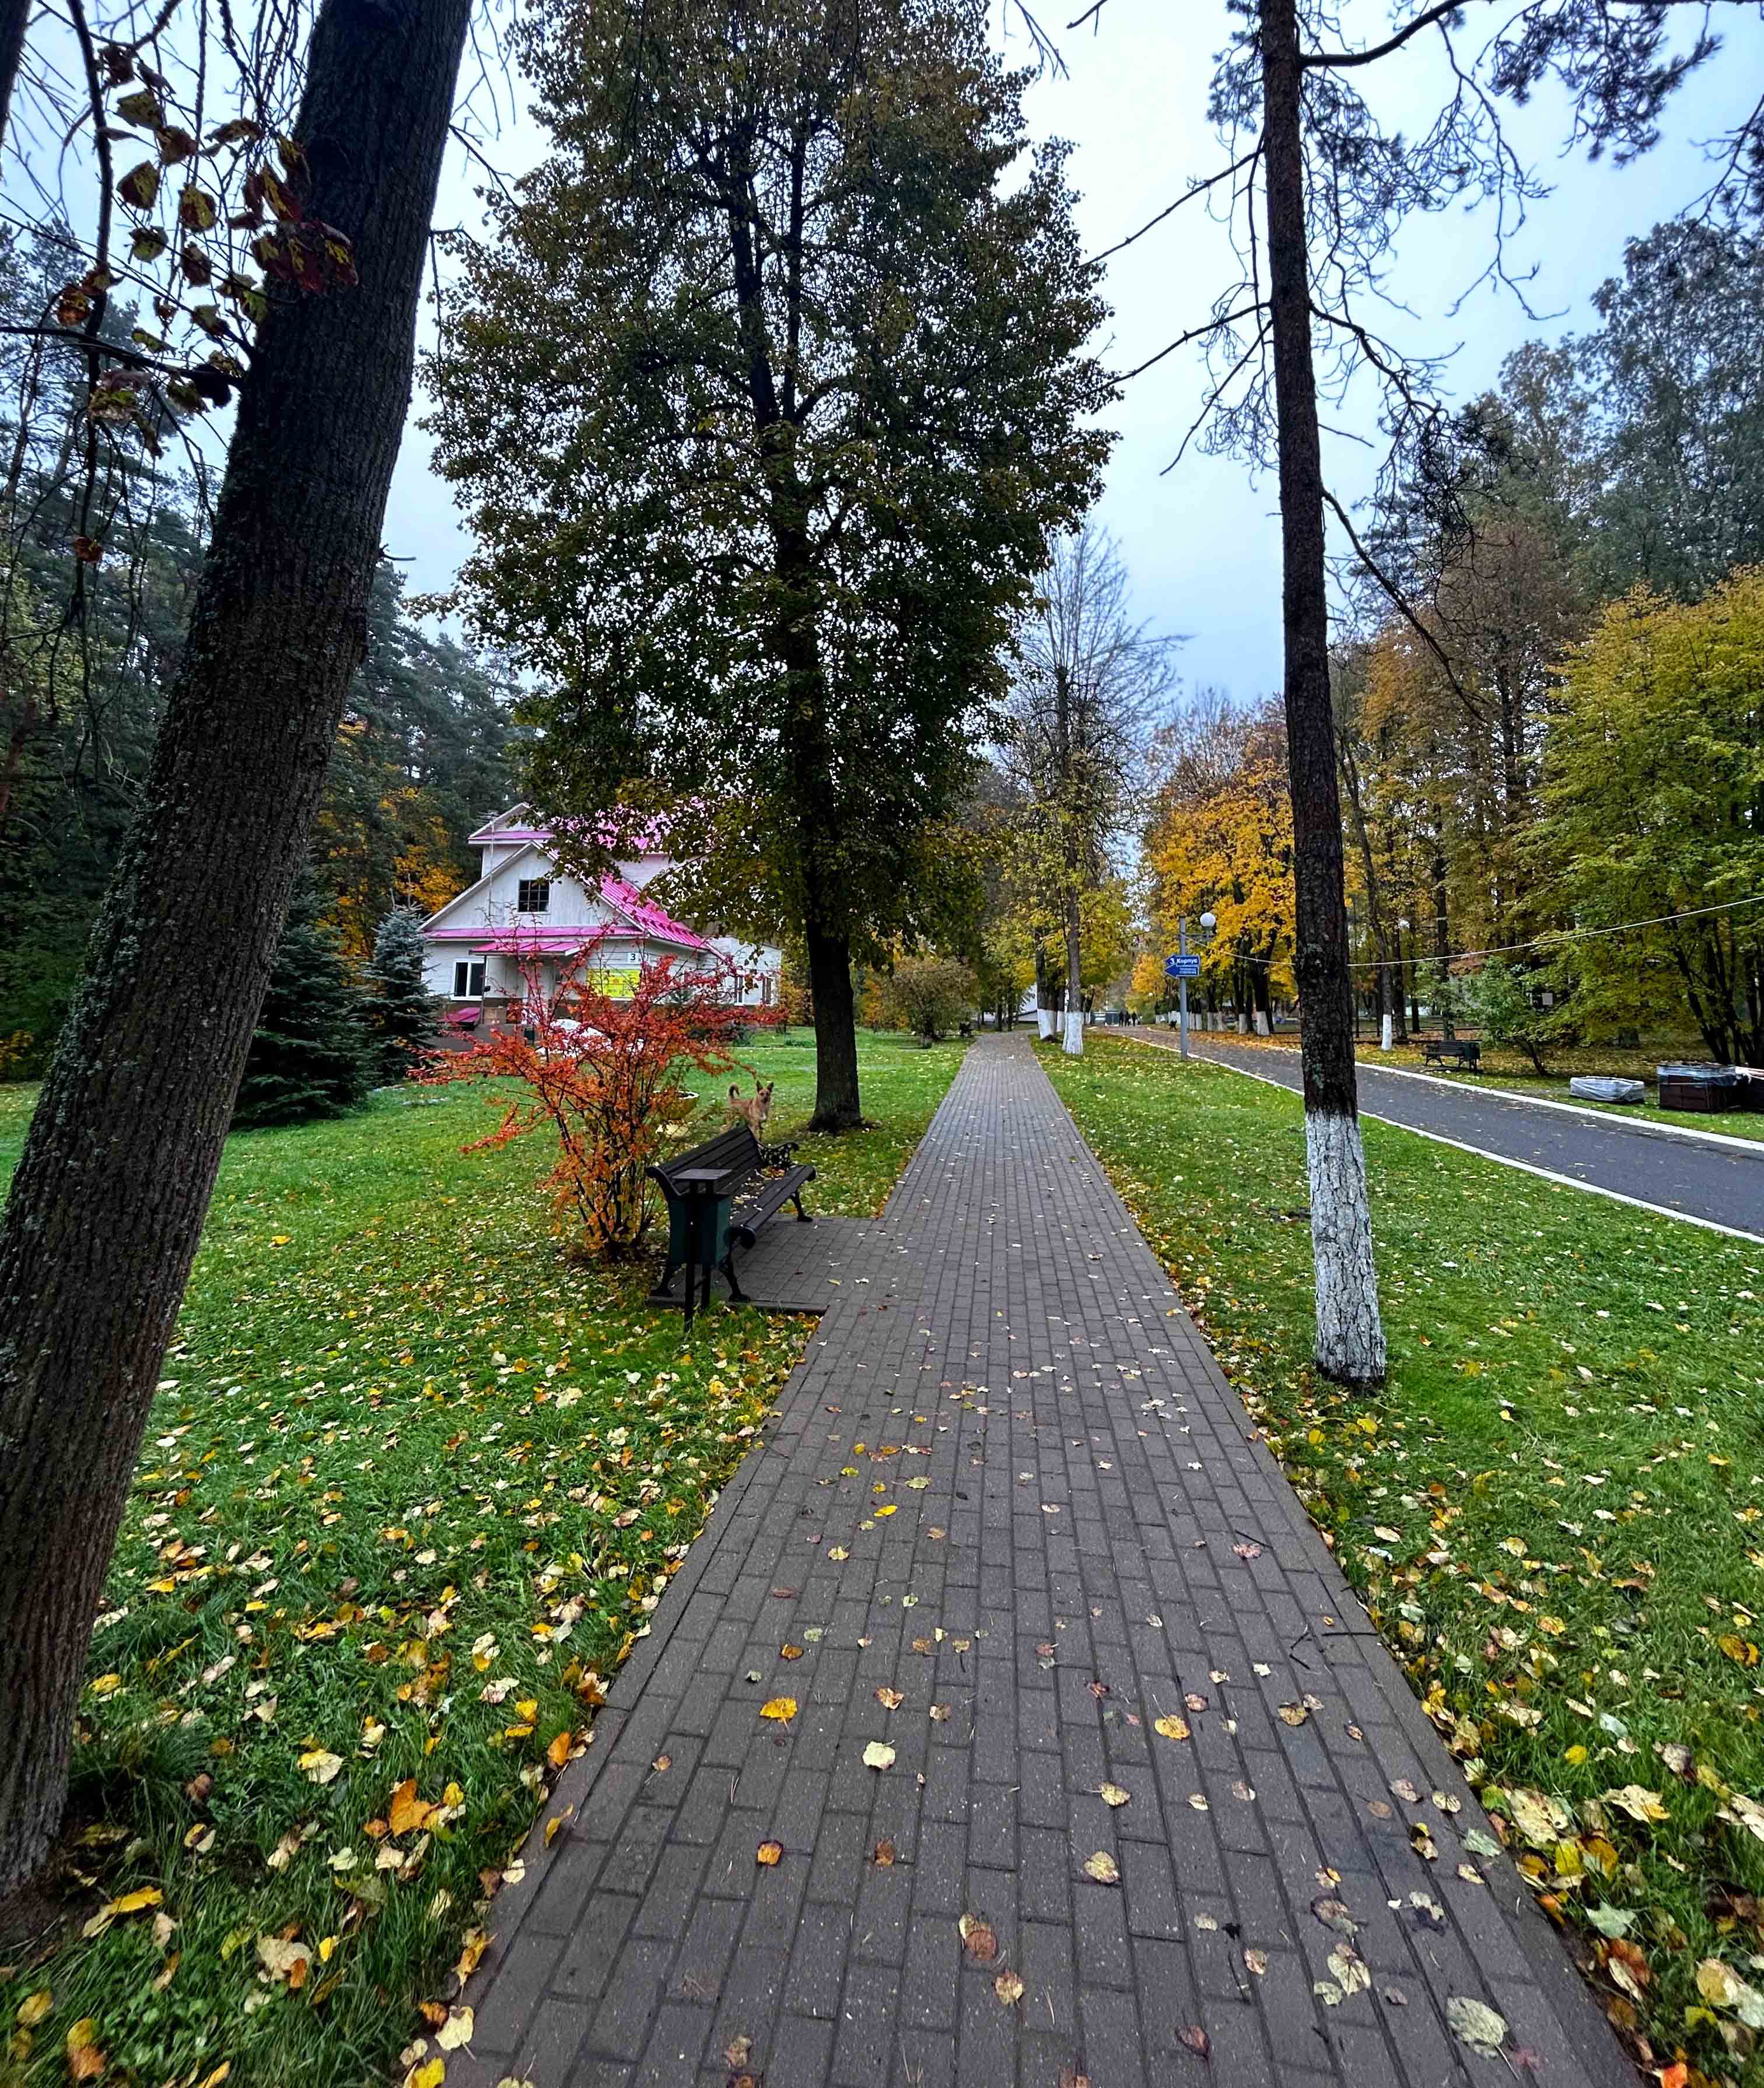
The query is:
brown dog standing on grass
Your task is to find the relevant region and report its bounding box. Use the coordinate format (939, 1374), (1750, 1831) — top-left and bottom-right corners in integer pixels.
(727, 1081), (774, 1135)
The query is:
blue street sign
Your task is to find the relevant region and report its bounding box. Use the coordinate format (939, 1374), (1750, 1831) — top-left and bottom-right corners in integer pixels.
(1165, 953), (1201, 979)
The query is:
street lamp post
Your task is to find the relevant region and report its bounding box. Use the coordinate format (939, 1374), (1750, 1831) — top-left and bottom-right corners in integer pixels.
(1178, 915), (1189, 1060)
(1178, 912), (1216, 1060)
(1396, 916), (1410, 1041)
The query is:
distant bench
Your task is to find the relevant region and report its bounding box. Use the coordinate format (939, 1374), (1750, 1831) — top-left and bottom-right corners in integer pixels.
(1420, 1038), (1480, 1071)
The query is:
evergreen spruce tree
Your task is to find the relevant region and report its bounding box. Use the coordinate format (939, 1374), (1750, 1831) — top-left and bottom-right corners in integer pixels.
(365, 902), (440, 1083)
(233, 880), (373, 1128)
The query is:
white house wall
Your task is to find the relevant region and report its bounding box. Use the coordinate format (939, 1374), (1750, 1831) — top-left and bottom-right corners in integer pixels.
(422, 833), (786, 1007)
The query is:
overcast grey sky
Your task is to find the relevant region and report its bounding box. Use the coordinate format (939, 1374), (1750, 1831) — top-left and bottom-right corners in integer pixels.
(381, 0), (1764, 704)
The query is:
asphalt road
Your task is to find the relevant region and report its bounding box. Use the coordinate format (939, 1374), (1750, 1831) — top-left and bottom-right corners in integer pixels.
(1105, 1028), (1764, 1239)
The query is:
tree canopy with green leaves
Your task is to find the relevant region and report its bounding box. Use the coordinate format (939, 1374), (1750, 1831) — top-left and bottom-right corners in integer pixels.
(1539, 569), (1764, 1066)
(428, 0), (1111, 1129)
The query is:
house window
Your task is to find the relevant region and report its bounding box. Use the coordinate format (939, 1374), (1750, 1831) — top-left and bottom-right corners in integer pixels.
(453, 959), (487, 997)
(517, 878), (551, 913)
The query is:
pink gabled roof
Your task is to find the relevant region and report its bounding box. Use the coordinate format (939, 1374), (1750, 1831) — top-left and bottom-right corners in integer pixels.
(600, 875), (709, 951)
(468, 802), (677, 856)
(469, 929), (614, 957)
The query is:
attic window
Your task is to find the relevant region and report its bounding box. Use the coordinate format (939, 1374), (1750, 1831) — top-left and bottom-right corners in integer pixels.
(516, 878), (551, 914)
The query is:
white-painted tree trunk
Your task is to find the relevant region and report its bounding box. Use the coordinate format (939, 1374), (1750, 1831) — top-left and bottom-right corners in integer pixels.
(1037, 1007), (1056, 1042)
(1380, 1012), (1392, 1051)
(1237, 1013), (1248, 1034)
(1304, 1109), (1387, 1382)
(1254, 1010), (1269, 1036)
(1062, 1009), (1084, 1054)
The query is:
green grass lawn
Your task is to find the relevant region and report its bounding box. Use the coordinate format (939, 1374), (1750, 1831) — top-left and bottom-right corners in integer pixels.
(0, 1028), (961, 2088)
(1046, 1035), (1764, 2085)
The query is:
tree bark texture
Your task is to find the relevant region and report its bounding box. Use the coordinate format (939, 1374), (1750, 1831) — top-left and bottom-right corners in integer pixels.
(1260, 0), (1385, 1385)
(0, 0), (27, 157)
(0, 0), (473, 1897)
(1062, 890), (1084, 1055)
(804, 920), (862, 1130)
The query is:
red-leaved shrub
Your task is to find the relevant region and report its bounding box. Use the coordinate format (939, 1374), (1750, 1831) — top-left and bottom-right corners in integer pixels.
(425, 951), (779, 1256)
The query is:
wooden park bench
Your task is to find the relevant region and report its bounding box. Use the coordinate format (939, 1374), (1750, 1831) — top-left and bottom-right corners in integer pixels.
(650, 1122), (816, 1322)
(1420, 1037), (1481, 1071)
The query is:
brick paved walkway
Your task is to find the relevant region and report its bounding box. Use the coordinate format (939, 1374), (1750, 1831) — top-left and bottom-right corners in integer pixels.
(448, 1036), (1628, 2088)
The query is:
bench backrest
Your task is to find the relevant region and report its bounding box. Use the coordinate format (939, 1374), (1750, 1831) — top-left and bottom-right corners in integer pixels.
(654, 1120), (760, 1190)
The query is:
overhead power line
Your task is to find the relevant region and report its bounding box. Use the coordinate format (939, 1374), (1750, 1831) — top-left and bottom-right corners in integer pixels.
(1178, 892), (1764, 972)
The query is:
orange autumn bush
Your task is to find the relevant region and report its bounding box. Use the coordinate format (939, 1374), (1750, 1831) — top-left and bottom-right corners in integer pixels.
(426, 951), (779, 1256)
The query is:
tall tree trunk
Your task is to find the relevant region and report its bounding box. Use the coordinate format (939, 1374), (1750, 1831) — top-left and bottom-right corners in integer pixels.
(1338, 731), (1391, 1031)
(1062, 888), (1084, 1055)
(773, 518), (863, 1132)
(1429, 823), (1451, 1035)
(1260, 0), (1385, 1386)
(804, 918), (861, 1130)
(0, 0), (27, 156)
(0, 0), (473, 1900)
(1034, 934), (1055, 1041)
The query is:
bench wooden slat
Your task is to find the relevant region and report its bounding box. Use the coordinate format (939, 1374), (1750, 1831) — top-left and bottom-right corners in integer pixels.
(732, 1163), (817, 1242)
(655, 1122), (757, 1186)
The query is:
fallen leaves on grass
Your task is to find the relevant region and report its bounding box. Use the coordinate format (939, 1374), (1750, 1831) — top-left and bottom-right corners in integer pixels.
(65, 2022), (106, 2082)
(1696, 1959), (1764, 2029)
(1602, 1785), (1668, 1825)
(388, 1779), (437, 1835)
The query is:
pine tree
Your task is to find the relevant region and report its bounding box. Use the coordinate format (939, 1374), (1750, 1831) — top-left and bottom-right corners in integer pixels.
(365, 902), (439, 1084)
(233, 881), (373, 1128)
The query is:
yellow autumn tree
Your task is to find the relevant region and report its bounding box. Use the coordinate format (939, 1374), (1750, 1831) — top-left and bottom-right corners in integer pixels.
(1145, 694), (1295, 1020)
(1128, 949), (1165, 1013)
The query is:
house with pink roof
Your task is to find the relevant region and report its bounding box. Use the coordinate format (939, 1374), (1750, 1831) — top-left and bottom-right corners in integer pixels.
(419, 805), (783, 1015)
